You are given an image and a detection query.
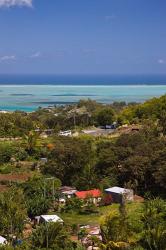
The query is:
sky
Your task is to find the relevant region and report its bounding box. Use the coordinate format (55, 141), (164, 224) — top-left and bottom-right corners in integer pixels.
(0, 0), (166, 75)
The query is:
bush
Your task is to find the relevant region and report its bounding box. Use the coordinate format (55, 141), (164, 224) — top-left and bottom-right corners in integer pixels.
(15, 149), (28, 161)
(63, 197), (83, 212)
(0, 144), (14, 164)
(0, 164), (12, 174)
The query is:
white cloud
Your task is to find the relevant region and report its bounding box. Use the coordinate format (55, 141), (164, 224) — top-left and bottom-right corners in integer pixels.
(0, 0), (33, 8)
(30, 52), (41, 58)
(0, 55), (16, 61)
(158, 59), (165, 64)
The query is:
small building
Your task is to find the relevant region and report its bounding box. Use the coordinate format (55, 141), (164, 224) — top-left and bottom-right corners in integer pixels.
(34, 129), (54, 138)
(75, 189), (101, 205)
(0, 236), (7, 245)
(36, 215), (63, 224)
(59, 186), (77, 204)
(104, 186), (134, 203)
(40, 158), (48, 164)
(60, 186), (77, 198)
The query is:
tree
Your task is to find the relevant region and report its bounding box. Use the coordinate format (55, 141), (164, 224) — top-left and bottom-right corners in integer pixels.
(95, 107), (115, 126)
(63, 197), (83, 212)
(95, 142), (118, 177)
(74, 163), (98, 190)
(26, 195), (51, 218)
(119, 155), (150, 193)
(47, 137), (95, 186)
(0, 143), (15, 164)
(140, 198), (166, 250)
(23, 131), (40, 155)
(152, 148), (166, 196)
(23, 177), (61, 217)
(0, 244), (31, 250)
(100, 203), (137, 249)
(0, 188), (27, 240)
(31, 222), (72, 249)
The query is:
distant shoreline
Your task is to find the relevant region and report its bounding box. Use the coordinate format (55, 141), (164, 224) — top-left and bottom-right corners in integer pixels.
(0, 82), (166, 112)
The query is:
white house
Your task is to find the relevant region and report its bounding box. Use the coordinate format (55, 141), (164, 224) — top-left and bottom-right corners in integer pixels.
(105, 186), (134, 203)
(40, 215), (63, 224)
(0, 236), (7, 245)
(60, 186), (77, 199)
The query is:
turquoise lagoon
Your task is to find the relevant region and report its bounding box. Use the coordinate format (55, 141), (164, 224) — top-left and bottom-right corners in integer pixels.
(0, 84), (166, 111)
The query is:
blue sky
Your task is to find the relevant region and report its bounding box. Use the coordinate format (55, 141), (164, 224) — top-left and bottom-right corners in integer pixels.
(0, 0), (165, 74)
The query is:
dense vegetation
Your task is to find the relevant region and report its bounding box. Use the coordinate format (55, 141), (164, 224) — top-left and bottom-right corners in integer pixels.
(0, 96), (166, 249)
(0, 99), (125, 136)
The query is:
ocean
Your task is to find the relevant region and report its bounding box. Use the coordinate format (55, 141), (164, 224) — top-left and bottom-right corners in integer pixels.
(0, 74), (166, 112)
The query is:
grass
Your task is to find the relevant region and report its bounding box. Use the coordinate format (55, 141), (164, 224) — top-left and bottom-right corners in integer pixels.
(57, 202), (143, 226)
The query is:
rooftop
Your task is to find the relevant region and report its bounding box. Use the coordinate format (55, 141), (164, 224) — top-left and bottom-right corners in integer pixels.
(40, 215), (63, 223)
(105, 186), (132, 194)
(75, 189), (101, 199)
(60, 186), (77, 192)
(0, 236), (7, 244)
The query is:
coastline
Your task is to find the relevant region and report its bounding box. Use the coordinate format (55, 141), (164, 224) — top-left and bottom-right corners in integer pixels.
(0, 83), (166, 112)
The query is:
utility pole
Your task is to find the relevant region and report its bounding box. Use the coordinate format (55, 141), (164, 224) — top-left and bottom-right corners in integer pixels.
(73, 112), (76, 129)
(46, 223), (49, 249)
(44, 177), (56, 203)
(44, 179), (46, 198)
(52, 178), (55, 208)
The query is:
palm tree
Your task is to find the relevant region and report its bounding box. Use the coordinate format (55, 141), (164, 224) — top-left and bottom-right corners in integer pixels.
(100, 203), (137, 250)
(82, 163), (97, 190)
(141, 198), (166, 250)
(99, 241), (130, 250)
(23, 131), (39, 155)
(31, 222), (72, 249)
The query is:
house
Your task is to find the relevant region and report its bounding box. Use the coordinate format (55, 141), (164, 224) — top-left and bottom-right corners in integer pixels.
(59, 186), (77, 204)
(82, 128), (114, 137)
(75, 189), (101, 205)
(35, 214), (63, 225)
(60, 186), (77, 198)
(40, 215), (63, 224)
(0, 236), (7, 245)
(105, 186), (134, 203)
(34, 129), (54, 138)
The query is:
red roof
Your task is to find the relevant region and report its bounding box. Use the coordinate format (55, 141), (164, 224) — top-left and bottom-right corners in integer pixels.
(75, 189), (101, 199)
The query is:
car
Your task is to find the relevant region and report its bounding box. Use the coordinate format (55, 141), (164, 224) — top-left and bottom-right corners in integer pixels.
(59, 130), (72, 136)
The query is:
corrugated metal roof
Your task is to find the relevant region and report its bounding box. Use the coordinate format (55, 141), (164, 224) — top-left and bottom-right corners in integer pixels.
(0, 236), (7, 244)
(75, 189), (101, 199)
(40, 215), (63, 223)
(105, 186), (132, 194)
